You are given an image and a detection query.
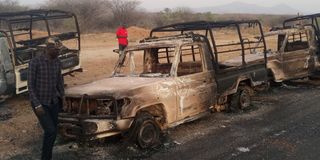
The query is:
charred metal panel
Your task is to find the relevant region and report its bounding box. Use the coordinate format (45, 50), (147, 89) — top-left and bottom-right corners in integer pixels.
(216, 63), (268, 95)
(0, 36), (15, 95)
(264, 27), (318, 82)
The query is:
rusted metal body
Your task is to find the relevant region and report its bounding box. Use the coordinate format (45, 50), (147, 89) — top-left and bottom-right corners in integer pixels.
(59, 21), (269, 141)
(266, 27), (319, 81)
(223, 26), (319, 82)
(150, 20), (269, 96)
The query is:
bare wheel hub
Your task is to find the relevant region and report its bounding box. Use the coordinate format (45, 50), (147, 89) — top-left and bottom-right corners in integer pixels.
(138, 120), (158, 148)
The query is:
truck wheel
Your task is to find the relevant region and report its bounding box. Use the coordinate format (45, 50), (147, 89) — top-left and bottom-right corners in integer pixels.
(229, 86), (251, 112)
(129, 112), (160, 149)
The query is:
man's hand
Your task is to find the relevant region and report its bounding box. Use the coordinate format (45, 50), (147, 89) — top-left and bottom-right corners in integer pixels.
(34, 105), (45, 116)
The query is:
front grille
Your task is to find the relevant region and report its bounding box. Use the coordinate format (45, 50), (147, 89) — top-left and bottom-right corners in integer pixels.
(64, 96), (119, 118)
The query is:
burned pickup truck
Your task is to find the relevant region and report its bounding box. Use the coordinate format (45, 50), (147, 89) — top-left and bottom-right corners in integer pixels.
(172, 21), (320, 82)
(0, 10), (81, 100)
(224, 26), (319, 82)
(263, 26), (319, 81)
(58, 21), (269, 148)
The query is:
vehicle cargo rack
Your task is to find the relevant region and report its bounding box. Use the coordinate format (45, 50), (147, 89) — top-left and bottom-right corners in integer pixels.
(150, 20), (267, 71)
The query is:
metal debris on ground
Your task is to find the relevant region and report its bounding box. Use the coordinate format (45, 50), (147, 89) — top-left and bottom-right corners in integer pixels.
(173, 141), (181, 145)
(237, 147), (250, 152)
(281, 83), (299, 89)
(274, 130), (287, 137)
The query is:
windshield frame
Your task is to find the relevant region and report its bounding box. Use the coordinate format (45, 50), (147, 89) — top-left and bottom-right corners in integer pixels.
(112, 44), (179, 78)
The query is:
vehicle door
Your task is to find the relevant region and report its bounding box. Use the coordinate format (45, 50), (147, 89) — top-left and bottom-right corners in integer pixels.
(0, 31), (15, 95)
(174, 43), (216, 120)
(280, 31), (314, 77)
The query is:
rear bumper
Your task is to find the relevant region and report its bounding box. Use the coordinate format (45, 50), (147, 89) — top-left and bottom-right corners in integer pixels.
(58, 116), (133, 140)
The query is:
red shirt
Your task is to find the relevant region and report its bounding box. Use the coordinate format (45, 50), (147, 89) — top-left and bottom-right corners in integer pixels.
(116, 27), (128, 46)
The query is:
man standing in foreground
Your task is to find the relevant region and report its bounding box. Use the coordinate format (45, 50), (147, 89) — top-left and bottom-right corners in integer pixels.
(28, 37), (65, 160)
(116, 24), (128, 55)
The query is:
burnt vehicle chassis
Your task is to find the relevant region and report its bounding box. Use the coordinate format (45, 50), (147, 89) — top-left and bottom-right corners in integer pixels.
(0, 10), (81, 95)
(58, 20), (269, 148)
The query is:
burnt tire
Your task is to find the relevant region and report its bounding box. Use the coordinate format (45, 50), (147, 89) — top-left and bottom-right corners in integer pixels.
(129, 112), (160, 149)
(229, 86), (252, 112)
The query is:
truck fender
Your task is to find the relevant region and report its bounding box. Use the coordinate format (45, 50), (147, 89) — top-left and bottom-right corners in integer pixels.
(135, 103), (168, 129)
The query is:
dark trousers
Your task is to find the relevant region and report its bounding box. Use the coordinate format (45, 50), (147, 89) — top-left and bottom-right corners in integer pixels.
(119, 44), (127, 51)
(34, 102), (59, 160)
(118, 44), (127, 61)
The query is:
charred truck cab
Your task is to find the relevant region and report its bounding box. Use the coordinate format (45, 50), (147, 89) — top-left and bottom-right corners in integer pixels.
(59, 21), (269, 148)
(256, 26), (319, 82)
(0, 10), (81, 100)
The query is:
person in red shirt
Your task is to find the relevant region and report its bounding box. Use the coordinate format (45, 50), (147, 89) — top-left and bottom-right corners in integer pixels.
(116, 25), (128, 55)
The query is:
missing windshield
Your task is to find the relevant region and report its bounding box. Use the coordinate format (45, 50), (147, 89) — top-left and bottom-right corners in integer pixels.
(114, 46), (176, 77)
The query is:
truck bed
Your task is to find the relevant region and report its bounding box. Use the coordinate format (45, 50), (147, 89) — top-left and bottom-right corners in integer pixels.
(215, 53), (268, 95)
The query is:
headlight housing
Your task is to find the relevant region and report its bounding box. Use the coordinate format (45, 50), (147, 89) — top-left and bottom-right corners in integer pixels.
(116, 98), (131, 109)
(96, 97), (131, 116)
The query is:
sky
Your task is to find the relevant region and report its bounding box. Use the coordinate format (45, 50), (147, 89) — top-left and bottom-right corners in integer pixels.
(18, 0), (320, 13)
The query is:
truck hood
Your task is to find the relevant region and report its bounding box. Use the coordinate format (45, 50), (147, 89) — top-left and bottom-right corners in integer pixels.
(65, 77), (167, 98)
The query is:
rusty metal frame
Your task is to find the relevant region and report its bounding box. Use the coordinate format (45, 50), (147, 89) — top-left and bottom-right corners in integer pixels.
(150, 20), (267, 72)
(283, 13), (320, 46)
(59, 95), (121, 140)
(62, 95), (121, 120)
(283, 13), (320, 31)
(0, 10), (81, 65)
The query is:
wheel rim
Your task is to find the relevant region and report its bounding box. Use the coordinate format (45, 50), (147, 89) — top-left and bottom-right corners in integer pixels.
(239, 90), (250, 109)
(138, 122), (157, 148)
